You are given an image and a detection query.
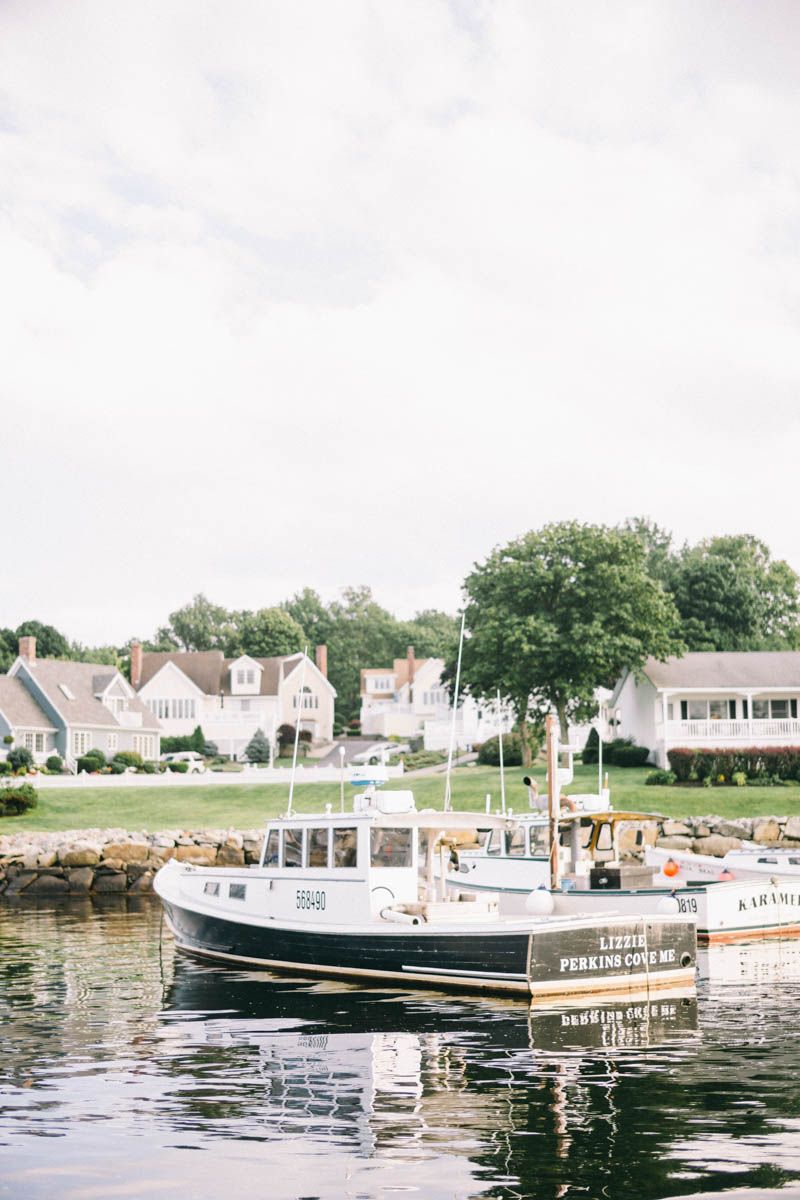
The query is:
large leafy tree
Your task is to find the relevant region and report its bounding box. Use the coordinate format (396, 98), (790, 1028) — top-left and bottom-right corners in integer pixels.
(163, 594), (236, 652)
(457, 521), (685, 765)
(15, 620), (70, 659)
(226, 608), (305, 658)
(668, 535), (800, 651)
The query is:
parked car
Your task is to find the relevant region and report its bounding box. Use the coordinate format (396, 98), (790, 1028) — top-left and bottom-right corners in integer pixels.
(351, 743), (409, 765)
(162, 751), (206, 774)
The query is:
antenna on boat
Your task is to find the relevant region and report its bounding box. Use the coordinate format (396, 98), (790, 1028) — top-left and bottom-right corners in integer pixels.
(443, 611), (466, 813)
(287, 646), (308, 818)
(546, 713), (560, 890)
(497, 689), (506, 815)
(598, 711), (603, 800)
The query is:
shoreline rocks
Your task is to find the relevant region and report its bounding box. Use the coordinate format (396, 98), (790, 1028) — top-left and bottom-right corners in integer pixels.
(0, 827), (264, 898)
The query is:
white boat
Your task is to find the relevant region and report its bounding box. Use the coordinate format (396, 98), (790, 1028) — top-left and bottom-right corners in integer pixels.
(445, 807), (800, 943)
(646, 843), (800, 884)
(153, 775), (696, 1000)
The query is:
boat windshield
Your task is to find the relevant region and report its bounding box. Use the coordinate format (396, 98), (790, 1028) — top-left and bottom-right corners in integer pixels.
(332, 827), (358, 868)
(370, 827), (413, 868)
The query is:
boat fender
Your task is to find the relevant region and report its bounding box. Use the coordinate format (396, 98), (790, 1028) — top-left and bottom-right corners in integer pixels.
(717, 869), (735, 882)
(524, 887), (554, 915)
(657, 895), (680, 914)
(663, 859), (679, 878)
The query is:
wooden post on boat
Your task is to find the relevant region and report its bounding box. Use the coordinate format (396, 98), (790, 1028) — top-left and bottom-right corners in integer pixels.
(546, 714), (560, 890)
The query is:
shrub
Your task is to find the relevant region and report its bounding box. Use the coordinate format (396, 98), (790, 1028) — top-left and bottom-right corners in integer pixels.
(85, 747), (106, 767)
(245, 728), (272, 764)
(77, 755), (102, 773)
(168, 761), (189, 773)
(108, 761), (127, 774)
(46, 755), (63, 772)
(582, 727), (600, 764)
(277, 724), (296, 746)
(113, 750), (143, 768)
(732, 771), (746, 787)
(204, 740), (218, 757)
(7, 746), (33, 772)
(399, 750), (447, 771)
(611, 744), (651, 767)
(645, 768), (676, 786)
(3, 734), (13, 745)
(299, 729), (313, 744)
(477, 733), (539, 767)
(0, 782), (38, 816)
(140, 761), (158, 774)
(667, 748), (695, 782)
(0, 761), (11, 776)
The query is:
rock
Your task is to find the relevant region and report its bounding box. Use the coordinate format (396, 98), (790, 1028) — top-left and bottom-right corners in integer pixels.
(98, 858), (126, 872)
(176, 845), (217, 866)
(714, 819), (753, 839)
(693, 822), (712, 837)
(754, 820), (781, 844)
(692, 835), (742, 857)
(128, 871), (154, 892)
(94, 872), (127, 893)
(103, 841), (149, 865)
(655, 836), (694, 851)
(216, 845), (245, 866)
(67, 867), (94, 893)
(36, 850), (58, 868)
(147, 846), (176, 864)
(60, 845), (100, 868)
(223, 833), (243, 850)
(243, 837), (261, 864)
(661, 820), (692, 838)
(783, 816), (800, 840)
(24, 873), (69, 894)
(4, 871), (37, 894)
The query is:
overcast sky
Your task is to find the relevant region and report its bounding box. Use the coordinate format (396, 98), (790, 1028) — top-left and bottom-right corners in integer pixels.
(2, 1), (799, 646)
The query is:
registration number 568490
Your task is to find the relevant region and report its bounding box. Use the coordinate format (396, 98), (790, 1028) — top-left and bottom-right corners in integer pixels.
(296, 889), (326, 911)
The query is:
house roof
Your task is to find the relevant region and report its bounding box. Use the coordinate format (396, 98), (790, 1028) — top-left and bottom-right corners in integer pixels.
(16, 659), (160, 730)
(640, 652), (800, 691)
(360, 657), (440, 694)
(138, 650), (327, 698)
(0, 676), (56, 730)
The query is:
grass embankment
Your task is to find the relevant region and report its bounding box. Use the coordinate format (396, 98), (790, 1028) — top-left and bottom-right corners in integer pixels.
(3, 764), (800, 834)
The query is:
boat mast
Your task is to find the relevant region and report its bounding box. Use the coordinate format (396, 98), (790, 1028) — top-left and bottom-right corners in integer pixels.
(443, 612), (466, 813)
(497, 689), (506, 814)
(287, 647), (309, 818)
(546, 713), (560, 890)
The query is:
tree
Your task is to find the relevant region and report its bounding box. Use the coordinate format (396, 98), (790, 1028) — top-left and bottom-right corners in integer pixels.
(15, 620), (70, 659)
(669, 535), (800, 651)
(7, 745), (34, 772)
(457, 521), (685, 765)
(164, 594), (235, 651)
(623, 517), (676, 586)
(244, 728), (272, 764)
(226, 608), (305, 658)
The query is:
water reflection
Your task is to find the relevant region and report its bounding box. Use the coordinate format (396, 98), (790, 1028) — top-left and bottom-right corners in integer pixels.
(2, 900), (800, 1199)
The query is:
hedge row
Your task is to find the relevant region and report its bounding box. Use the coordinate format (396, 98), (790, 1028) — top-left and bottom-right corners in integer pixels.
(582, 730), (651, 767)
(667, 745), (800, 782)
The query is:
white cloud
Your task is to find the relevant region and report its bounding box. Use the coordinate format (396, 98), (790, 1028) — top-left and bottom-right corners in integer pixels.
(1, 1), (800, 642)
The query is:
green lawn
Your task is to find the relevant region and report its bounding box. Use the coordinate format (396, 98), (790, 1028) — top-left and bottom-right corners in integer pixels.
(3, 764), (800, 834)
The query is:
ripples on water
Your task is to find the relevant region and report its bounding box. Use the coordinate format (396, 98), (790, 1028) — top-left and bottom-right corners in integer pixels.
(2, 900), (800, 1199)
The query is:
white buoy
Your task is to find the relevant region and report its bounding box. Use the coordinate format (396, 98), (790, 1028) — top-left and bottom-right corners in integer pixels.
(657, 895), (681, 914)
(525, 887), (555, 915)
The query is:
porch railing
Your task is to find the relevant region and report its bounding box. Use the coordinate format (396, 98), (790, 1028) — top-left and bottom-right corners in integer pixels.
(666, 718), (800, 742)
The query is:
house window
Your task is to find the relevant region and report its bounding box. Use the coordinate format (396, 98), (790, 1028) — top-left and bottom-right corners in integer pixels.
(246, 670), (255, 685)
(771, 700), (789, 720)
(687, 700), (707, 720)
(708, 700), (728, 720)
(132, 735), (154, 759)
(73, 731), (91, 756)
(666, 703), (674, 721)
(24, 732), (34, 751)
(107, 733), (118, 753)
(752, 699), (793, 720)
(753, 700), (769, 719)
(237, 671), (245, 684)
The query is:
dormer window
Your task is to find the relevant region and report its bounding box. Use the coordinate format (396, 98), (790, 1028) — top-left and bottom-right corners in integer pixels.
(230, 657), (262, 695)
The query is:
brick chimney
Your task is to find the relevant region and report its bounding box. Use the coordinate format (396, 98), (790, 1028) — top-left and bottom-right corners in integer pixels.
(315, 644), (328, 679)
(130, 641), (143, 689)
(19, 635), (36, 662)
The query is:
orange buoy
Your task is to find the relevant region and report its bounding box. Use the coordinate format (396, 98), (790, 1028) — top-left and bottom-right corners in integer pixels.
(717, 869), (735, 882)
(663, 858), (679, 878)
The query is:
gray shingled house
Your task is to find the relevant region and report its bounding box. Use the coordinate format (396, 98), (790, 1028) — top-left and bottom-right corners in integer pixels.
(0, 636), (161, 768)
(611, 651), (800, 767)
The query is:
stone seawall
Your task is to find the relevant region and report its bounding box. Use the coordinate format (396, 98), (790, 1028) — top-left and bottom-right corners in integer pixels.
(2, 813), (800, 898)
(0, 828), (264, 897)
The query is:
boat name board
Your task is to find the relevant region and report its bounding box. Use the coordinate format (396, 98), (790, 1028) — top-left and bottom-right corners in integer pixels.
(738, 887), (800, 912)
(558, 947), (676, 973)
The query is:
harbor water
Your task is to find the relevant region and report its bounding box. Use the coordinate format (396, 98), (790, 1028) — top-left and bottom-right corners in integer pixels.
(2, 898), (800, 1199)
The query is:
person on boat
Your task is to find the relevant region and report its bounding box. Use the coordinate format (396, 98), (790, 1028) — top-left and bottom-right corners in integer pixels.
(524, 776), (578, 814)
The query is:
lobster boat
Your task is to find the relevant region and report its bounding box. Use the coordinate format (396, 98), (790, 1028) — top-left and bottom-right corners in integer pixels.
(153, 776), (696, 1000)
(646, 843), (800, 884)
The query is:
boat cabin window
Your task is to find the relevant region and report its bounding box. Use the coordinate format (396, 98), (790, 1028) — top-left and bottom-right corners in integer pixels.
(506, 827), (526, 856)
(332, 826), (358, 868)
(528, 826), (548, 855)
(229, 884), (246, 900)
(485, 829), (502, 856)
(263, 830), (279, 866)
(307, 827), (330, 868)
(282, 828), (303, 868)
(370, 827), (413, 868)
(204, 881), (220, 896)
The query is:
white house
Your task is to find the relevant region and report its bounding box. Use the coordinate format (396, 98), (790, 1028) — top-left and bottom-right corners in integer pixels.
(359, 647), (511, 749)
(611, 652), (800, 768)
(133, 643), (336, 760)
(0, 636), (160, 768)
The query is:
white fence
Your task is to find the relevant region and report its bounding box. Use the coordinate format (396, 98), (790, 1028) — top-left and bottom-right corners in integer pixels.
(18, 763), (406, 789)
(666, 718), (800, 743)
